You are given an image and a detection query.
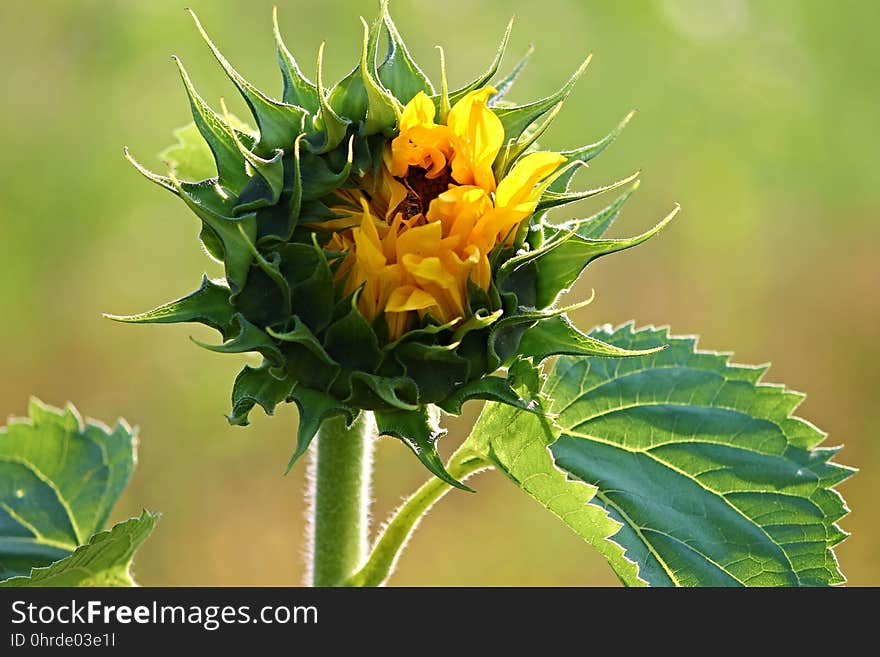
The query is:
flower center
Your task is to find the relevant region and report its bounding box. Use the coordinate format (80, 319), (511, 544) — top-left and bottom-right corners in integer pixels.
(397, 166), (455, 221)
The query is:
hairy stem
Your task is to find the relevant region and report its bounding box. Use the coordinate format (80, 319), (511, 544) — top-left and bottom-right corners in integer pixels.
(343, 448), (489, 587)
(307, 411), (375, 586)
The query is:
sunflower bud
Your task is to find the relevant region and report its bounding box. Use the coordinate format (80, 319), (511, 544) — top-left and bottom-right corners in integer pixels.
(111, 1), (676, 488)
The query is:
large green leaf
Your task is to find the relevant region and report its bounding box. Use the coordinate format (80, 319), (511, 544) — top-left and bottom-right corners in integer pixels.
(459, 359), (644, 584)
(1, 512), (158, 587)
(0, 399), (137, 581)
(546, 323), (854, 586)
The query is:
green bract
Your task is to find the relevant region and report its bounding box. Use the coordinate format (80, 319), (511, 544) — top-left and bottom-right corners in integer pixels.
(111, 2), (674, 487)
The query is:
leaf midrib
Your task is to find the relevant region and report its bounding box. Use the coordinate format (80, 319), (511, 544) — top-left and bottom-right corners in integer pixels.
(0, 455), (84, 545)
(563, 430), (802, 584)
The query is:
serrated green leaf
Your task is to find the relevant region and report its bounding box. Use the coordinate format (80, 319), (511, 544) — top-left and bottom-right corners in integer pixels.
(1, 512), (158, 587)
(458, 360), (643, 584)
(228, 361), (295, 426)
(518, 314), (667, 362)
(546, 323), (854, 586)
(377, 2), (434, 103)
(104, 274), (234, 339)
(375, 406), (472, 491)
(0, 399), (136, 581)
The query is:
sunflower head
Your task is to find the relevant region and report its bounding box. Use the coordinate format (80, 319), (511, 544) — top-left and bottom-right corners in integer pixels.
(112, 1), (676, 487)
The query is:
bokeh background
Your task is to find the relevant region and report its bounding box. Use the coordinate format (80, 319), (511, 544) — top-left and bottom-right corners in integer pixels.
(1, 0), (877, 586)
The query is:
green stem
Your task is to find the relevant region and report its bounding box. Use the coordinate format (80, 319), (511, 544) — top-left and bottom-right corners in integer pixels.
(343, 448), (489, 587)
(308, 411), (375, 586)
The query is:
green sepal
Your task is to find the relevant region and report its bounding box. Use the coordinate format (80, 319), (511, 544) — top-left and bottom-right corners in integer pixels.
(347, 372), (419, 411)
(329, 65), (369, 125)
(377, 0), (435, 102)
(374, 406), (473, 492)
(252, 134), (304, 244)
(532, 204), (679, 308)
(188, 9), (307, 156)
(518, 314), (668, 362)
(231, 147), (285, 215)
(286, 387), (355, 473)
(536, 170), (639, 213)
(310, 42), (352, 154)
(170, 56), (251, 193)
(299, 137), (354, 201)
(494, 102), (563, 178)
(488, 304), (585, 368)
(545, 183), (639, 241)
(452, 308), (503, 343)
(489, 45), (534, 106)
(437, 373), (541, 416)
(494, 56), (591, 142)
(104, 275), (235, 339)
(124, 149), (235, 218)
(548, 110), (636, 193)
(228, 360), (296, 426)
(393, 341), (470, 404)
(192, 313), (284, 366)
(273, 7), (320, 114)
(383, 318), (457, 352)
(124, 149), (238, 264)
(267, 316), (341, 383)
(323, 299), (382, 379)
(361, 13), (403, 136)
(277, 241), (336, 332)
(168, 173), (258, 293)
(445, 17), (514, 106)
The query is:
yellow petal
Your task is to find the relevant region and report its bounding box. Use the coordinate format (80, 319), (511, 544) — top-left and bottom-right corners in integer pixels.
(390, 92), (453, 178)
(352, 206), (386, 274)
(426, 185), (493, 242)
(386, 285), (439, 312)
(395, 219), (442, 261)
(495, 151), (566, 208)
(447, 87), (503, 192)
(399, 91), (436, 130)
(401, 254), (457, 290)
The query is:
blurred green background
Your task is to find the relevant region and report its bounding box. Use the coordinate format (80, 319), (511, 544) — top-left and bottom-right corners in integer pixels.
(1, 0), (877, 586)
